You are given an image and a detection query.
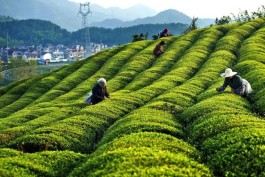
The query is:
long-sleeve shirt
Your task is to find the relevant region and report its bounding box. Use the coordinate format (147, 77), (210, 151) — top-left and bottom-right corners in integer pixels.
(218, 75), (243, 94)
(91, 83), (109, 105)
(153, 44), (163, 55)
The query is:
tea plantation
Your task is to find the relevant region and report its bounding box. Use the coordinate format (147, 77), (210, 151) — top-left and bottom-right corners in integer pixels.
(0, 18), (265, 177)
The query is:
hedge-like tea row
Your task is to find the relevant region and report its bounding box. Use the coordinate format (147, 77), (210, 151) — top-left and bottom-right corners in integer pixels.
(234, 21), (265, 115)
(69, 146), (212, 177)
(1, 28), (207, 153)
(185, 92), (265, 176)
(0, 148), (86, 177)
(181, 18), (265, 176)
(50, 41), (152, 103)
(0, 107), (74, 147)
(0, 75), (46, 113)
(67, 26), (234, 176)
(0, 46), (125, 119)
(3, 38), (179, 151)
(0, 59), (87, 118)
(123, 31), (201, 91)
(31, 45), (127, 104)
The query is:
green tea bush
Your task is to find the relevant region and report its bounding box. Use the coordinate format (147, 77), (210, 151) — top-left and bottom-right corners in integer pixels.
(207, 143), (265, 177)
(215, 36), (242, 51)
(97, 108), (183, 146)
(201, 127), (265, 176)
(0, 108), (72, 146)
(180, 94), (251, 124)
(0, 76), (44, 110)
(69, 147), (213, 177)
(0, 150), (85, 177)
(196, 80), (223, 102)
(187, 114), (265, 145)
(214, 23), (241, 34)
(94, 132), (198, 158)
(9, 115), (109, 153)
(49, 45), (127, 102)
(0, 148), (22, 158)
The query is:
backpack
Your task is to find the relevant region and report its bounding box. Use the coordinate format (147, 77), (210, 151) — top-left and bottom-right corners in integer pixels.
(84, 93), (92, 105)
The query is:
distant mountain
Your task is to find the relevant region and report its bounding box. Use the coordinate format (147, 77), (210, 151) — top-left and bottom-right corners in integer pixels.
(90, 9), (215, 29)
(0, 0), (157, 31)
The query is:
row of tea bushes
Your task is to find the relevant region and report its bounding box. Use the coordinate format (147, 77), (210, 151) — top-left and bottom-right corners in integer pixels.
(0, 45), (125, 119)
(179, 17), (265, 177)
(6, 93), (145, 153)
(0, 28), (217, 174)
(96, 108), (184, 146)
(151, 24), (241, 113)
(181, 19), (265, 176)
(0, 18), (265, 176)
(235, 20), (265, 115)
(31, 45), (127, 105)
(0, 107), (74, 147)
(0, 58), (90, 118)
(66, 27), (234, 176)
(184, 90), (265, 176)
(196, 18), (265, 102)
(1, 38), (168, 152)
(0, 76), (44, 110)
(50, 41), (153, 103)
(175, 19), (265, 176)
(0, 42), (149, 144)
(0, 148), (86, 177)
(69, 66), (217, 176)
(69, 133), (212, 177)
(123, 29), (203, 91)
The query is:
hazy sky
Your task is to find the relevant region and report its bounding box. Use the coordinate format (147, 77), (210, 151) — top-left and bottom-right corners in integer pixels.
(69, 0), (264, 18)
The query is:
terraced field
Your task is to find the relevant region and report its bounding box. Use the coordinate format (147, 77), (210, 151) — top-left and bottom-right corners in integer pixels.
(0, 18), (265, 176)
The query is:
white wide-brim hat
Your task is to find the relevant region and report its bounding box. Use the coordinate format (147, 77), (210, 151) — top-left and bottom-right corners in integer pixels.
(220, 68), (237, 77)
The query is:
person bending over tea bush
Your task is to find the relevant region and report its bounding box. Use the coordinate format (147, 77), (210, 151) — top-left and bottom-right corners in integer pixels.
(91, 78), (110, 105)
(216, 68), (253, 98)
(159, 28), (170, 38)
(153, 40), (165, 57)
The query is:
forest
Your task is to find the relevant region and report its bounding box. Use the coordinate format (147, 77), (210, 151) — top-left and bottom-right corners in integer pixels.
(0, 16), (188, 47)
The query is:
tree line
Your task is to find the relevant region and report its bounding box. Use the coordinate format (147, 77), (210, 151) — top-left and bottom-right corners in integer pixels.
(0, 16), (188, 47)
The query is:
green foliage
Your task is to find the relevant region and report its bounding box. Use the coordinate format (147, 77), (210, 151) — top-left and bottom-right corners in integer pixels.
(0, 148), (22, 158)
(97, 108), (184, 146)
(69, 147), (212, 177)
(1, 18), (265, 177)
(0, 150), (86, 177)
(94, 132), (199, 158)
(187, 114), (265, 145)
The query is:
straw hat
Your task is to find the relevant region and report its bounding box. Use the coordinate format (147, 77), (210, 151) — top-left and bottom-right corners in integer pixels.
(221, 68), (237, 77)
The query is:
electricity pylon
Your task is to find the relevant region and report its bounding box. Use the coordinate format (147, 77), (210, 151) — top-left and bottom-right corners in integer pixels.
(78, 2), (92, 56)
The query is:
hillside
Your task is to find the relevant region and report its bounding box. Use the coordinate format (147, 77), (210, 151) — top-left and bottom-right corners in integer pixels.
(0, 18), (265, 176)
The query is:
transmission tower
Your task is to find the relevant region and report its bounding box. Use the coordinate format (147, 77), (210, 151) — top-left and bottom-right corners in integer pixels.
(78, 2), (92, 55)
